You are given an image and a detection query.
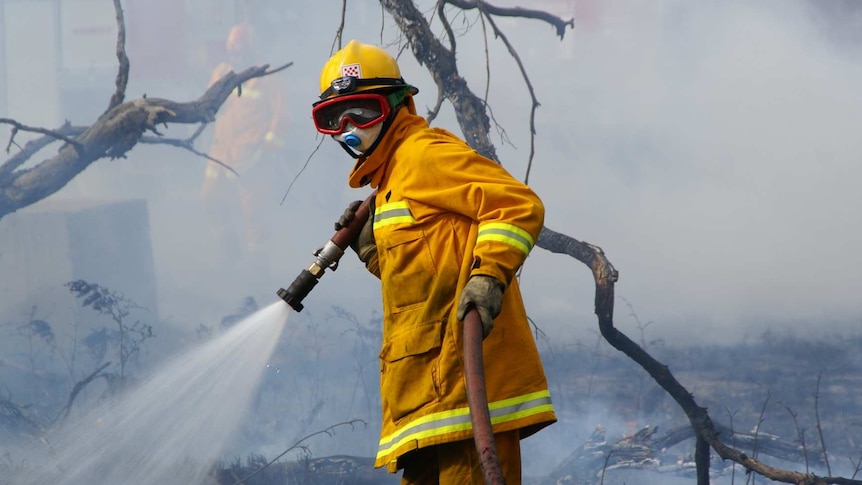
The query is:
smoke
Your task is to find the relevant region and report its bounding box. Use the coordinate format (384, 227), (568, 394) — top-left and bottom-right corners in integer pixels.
(2, 0), (861, 482)
(474, 0), (862, 343)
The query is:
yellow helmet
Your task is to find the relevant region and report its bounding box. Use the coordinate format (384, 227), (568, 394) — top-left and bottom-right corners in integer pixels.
(318, 40), (418, 100)
(225, 22), (255, 56)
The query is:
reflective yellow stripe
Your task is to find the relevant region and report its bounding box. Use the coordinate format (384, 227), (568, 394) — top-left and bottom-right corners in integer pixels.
(476, 222), (534, 255)
(376, 390), (552, 460)
(373, 201), (416, 228)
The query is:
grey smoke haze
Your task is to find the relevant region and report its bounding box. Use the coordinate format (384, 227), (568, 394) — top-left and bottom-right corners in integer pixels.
(502, 0), (862, 342)
(4, 0), (859, 341)
(1, 0), (861, 481)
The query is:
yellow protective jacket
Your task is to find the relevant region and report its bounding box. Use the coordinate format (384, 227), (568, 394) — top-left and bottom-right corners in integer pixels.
(350, 106), (557, 471)
(206, 62), (285, 178)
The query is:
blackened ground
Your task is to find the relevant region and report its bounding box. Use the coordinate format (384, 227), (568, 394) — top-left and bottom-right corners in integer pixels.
(216, 330), (862, 484)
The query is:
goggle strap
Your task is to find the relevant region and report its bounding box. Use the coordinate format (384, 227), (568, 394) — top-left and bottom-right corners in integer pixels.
(387, 88), (412, 108)
(354, 98), (401, 163)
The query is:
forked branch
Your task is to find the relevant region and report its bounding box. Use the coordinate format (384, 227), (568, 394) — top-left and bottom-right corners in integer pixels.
(0, 0), (292, 222)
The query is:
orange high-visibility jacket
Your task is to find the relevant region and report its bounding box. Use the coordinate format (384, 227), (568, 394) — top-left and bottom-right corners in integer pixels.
(349, 108), (557, 471)
(207, 62), (284, 174)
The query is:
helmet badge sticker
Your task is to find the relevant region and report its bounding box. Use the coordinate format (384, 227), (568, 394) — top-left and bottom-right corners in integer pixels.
(342, 64), (361, 78)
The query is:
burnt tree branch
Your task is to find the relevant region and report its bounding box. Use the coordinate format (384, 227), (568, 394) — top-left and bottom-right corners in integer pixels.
(0, 119), (84, 155)
(106, 0), (130, 112)
(139, 135), (237, 176)
(444, 0), (574, 38)
(435, 2), (541, 183)
(478, 10), (540, 183)
(381, 0), (499, 161)
(51, 361), (112, 425)
(547, 423), (834, 484)
(0, 62), (292, 221)
(0, 0), (292, 221)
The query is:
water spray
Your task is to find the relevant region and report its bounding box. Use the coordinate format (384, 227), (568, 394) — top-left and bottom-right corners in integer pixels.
(276, 194), (373, 312)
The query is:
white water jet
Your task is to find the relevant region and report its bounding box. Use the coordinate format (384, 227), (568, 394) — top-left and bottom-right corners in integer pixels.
(10, 301), (289, 485)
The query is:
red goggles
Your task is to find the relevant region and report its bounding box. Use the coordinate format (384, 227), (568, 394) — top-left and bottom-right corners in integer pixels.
(312, 93), (390, 135)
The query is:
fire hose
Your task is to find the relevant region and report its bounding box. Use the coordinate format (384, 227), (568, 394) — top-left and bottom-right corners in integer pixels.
(462, 308), (506, 484)
(275, 196), (372, 312)
(277, 194), (505, 484)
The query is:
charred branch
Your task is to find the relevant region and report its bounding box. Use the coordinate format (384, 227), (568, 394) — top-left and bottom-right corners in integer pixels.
(582, 235), (859, 485)
(0, 62), (291, 221)
(105, 0), (130, 113)
(477, 10), (540, 183)
(435, 0), (542, 182)
(0, 124), (83, 178)
(213, 454), (387, 485)
(380, 0), (499, 161)
(51, 361), (112, 425)
(546, 423), (838, 485)
(139, 135), (237, 176)
(651, 424), (824, 465)
(0, 0), (292, 221)
(0, 119), (84, 156)
(444, 0), (574, 38)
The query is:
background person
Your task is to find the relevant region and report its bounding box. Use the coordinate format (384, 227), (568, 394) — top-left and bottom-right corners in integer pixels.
(202, 22), (287, 260)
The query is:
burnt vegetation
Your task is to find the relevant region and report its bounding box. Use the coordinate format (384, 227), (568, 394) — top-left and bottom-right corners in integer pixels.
(0, 279), (155, 438)
(538, 329), (862, 484)
(2, 298), (860, 485)
(199, 328), (862, 485)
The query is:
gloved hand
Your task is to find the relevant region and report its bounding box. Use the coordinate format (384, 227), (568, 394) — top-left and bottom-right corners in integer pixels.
(456, 275), (504, 339)
(335, 200), (378, 274)
(334, 200), (362, 231)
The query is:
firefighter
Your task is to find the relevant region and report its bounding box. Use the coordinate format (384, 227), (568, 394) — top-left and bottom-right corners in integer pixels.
(313, 40), (556, 484)
(202, 22), (286, 258)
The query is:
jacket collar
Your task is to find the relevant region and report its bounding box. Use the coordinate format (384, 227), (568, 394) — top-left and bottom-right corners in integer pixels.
(348, 98), (428, 189)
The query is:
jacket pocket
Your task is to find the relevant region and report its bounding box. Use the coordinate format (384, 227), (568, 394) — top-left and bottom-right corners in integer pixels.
(383, 229), (436, 313)
(379, 321), (443, 422)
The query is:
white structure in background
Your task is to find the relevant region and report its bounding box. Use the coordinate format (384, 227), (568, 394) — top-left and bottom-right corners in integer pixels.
(0, 0), (246, 357)
(0, 0), (246, 125)
(0, 0), (115, 126)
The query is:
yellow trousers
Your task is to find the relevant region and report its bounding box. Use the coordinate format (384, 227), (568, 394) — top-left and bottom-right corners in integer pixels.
(399, 431), (521, 485)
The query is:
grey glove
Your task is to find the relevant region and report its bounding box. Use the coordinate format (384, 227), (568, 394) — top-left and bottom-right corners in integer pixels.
(456, 275), (504, 338)
(334, 200), (362, 231)
(335, 200), (377, 271)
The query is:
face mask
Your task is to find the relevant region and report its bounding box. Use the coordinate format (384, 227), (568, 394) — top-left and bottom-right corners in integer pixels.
(333, 121), (383, 154)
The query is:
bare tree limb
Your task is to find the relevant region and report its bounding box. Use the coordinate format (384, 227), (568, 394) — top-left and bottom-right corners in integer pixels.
(332, 0), (348, 54)
(139, 135), (237, 176)
(444, 0), (574, 38)
(1, 124), (88, 178)
(105, 0), (130, 113)
(229, 419), (366, 485)
(437, 0), (458, 51)
(51, 361), (111, 425)
(778, 402), (812, 474)
(0, 119), (84, 156)
(381, 0), (500, 161)
(815, 373), (833, 476)
(477, 9), (539, 184)
(0, 0), (293, 221)
(0, 61), (291, 221)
